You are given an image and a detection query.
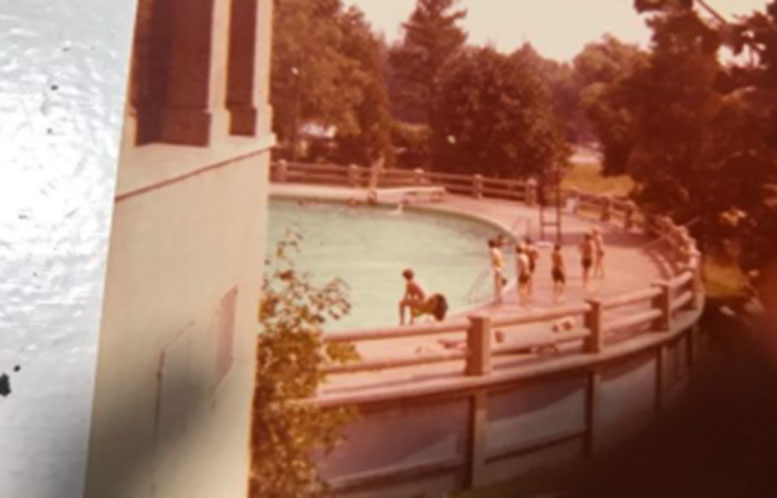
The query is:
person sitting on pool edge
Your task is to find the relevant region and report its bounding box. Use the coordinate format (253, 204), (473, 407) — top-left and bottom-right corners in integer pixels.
(398, 269), (448, 325)
(399, 269), (427, 325)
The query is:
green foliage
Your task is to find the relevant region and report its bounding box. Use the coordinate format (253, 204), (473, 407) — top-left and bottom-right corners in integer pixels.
(332, 8), (395, 166)
(250, 230), (359, 498)
(561, 162), (635, 197)
(515, 43), (586, 143)
(616, 2), (777, 275)
(271, 0), (393, 165)
(573, 36), (648, 175)
(431, 46), (568, 178)
(388, 0), (468, 123)
(391, 121), (432, 168)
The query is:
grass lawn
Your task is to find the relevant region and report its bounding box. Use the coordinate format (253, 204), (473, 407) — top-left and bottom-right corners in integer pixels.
(561, 162), (634, 197)
(703, 258), (750, 299)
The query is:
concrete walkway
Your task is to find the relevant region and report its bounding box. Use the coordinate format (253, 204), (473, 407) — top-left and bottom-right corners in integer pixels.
(270, 184), (671, 393)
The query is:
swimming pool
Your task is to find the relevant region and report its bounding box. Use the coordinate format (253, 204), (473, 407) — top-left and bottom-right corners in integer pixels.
(266, 198), (515, 331)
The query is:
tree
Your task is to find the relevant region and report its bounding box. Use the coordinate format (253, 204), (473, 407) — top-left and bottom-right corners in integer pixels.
(388, 0), (467, 123)
(626, 9), (725, 249)
(431, 46), (568, 178)
(250, 230), (359, 498)
(333, 8), (395, 166)
(624, 2), (777, 265)
(573, 36), (648, 174)
(270, 0), (393, 165)
(720, 1), (777, 273)
(391, 121), (432, 168)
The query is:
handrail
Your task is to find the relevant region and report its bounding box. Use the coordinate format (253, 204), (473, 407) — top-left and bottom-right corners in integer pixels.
(491, 302), (591, 328)
(601, 287), (661, 310)
(492, 329), (590, 356)
(322, 317), (470, 344)
(605, 309), (662, 333)
(322, 350), (467, 375)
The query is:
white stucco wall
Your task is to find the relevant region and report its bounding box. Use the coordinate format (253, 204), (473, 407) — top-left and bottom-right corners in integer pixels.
(0, 2), (137, 497)
(84, 150), (270, 498)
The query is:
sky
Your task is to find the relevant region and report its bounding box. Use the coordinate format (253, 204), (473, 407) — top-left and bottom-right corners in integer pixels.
(347, 0), (770, 62)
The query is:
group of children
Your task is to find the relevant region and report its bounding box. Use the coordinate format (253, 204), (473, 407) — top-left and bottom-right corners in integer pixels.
(398, 227), (607, 325)
(488, 227), (605, 306)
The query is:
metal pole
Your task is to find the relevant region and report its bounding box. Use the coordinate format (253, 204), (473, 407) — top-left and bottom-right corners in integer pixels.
(555, 166), (562, 244)
(290, 63), (301, 161)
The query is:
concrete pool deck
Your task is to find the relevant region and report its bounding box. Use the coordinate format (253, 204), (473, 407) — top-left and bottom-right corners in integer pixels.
(270, 184), (671, 393)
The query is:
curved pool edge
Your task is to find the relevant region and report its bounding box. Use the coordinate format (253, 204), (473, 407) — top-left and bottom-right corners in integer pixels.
(268, 186), (520, 319)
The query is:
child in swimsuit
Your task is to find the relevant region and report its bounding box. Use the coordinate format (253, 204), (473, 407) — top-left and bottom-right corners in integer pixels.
(489, 239), (505, 304)
(516, 244), (531, 306)
(524, 237), (539, 297)
(580, 234), (595, 290)
(551, 243), (566, 302)
(592, 227), (605, 279)
(399, 268), (427, 325)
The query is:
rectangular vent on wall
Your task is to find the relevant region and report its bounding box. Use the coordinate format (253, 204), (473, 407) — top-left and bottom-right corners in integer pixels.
(215, 285), (239, 385)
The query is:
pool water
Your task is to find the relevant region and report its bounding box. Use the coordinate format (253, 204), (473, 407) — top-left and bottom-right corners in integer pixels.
(266, 199), (514, 331)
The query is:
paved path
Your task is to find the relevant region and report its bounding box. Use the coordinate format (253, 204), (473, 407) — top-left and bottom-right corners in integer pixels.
(270, 184), (672, 393)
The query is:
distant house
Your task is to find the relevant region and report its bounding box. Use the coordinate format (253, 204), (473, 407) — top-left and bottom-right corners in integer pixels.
(298, 121), (337, 159)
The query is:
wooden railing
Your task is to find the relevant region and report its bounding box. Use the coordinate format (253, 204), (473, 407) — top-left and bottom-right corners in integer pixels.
(269, 160), (705, 496)
(270, 161), (538, 204)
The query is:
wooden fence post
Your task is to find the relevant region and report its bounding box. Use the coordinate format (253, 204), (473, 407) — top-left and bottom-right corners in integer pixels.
(583, 299), (603, 456)
(465, 391), (488, 489)
(466, 315), (492, 376)
(655, 344), (667, 416)
(525, 178), (537, 206)
(600, 197), (612, 222)
(624, 201), (635, 231)
(584, 299), (604, 353)
(464, 315), (491, 487)
(686, 322), (700, 372)
(683, 267), (699, 311)
(652, 281), (672, 332)
(276, 159), (288, 183)
(584, 369), (600, 457)
(473, 174), (483, 199)
(347, 164), (359, 188)
(413, 168), (425, 185)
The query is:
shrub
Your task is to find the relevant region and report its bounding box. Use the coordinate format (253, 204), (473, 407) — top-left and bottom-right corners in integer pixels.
(250, 229), (359, 497)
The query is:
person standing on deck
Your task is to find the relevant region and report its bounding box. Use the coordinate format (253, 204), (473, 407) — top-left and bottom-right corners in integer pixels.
(516, 243), (532, 306)
(592, 227), (606, 279)
(551, 243), (566, 302)
(489, 239), (506, 304)
(524, 237), (540, 298)
(579, 233), (595, 290)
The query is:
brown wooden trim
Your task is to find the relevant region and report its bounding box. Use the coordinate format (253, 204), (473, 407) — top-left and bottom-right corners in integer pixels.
(116, 148), (267, 202)
(485, 428), (585, 463)
(328, 456), (463, 492)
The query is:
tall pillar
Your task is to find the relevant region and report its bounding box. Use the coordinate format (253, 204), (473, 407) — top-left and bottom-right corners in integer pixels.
(159, 0), (231, 146)
(227, 0), (273, 137)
